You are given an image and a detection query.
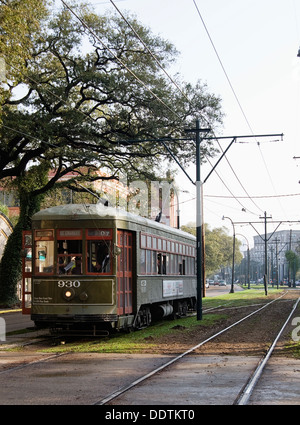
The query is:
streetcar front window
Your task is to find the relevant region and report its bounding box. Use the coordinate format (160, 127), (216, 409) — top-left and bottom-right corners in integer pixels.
(34, 230), (54, 274)
(57, 230), (83, 275)
(87, 240), (111, 274)
(86, 229), (112, 274)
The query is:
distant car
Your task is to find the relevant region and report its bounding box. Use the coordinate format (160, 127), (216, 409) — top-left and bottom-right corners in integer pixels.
(219, 280), (227, 286)
(214, 281), (219, 285)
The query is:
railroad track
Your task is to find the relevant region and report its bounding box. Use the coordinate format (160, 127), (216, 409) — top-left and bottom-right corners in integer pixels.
(95, 291), (300, 406)
(236, 294), (300, 405)
(0, 291), (299, 405)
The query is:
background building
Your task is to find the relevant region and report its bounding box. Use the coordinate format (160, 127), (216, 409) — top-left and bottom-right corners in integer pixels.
(251, 229), (300, 284)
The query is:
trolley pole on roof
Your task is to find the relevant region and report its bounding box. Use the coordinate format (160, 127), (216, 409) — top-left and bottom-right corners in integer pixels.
(186, 120), (211, 321)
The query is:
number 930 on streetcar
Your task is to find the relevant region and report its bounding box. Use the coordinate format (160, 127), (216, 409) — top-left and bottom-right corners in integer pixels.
(24, 203), (197, 333)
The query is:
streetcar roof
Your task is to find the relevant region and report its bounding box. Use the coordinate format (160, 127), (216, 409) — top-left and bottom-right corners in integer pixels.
(32, 203), (196, 241)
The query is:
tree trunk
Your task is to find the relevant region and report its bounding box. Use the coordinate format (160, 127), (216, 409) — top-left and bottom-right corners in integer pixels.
(0, 192), (42, 306)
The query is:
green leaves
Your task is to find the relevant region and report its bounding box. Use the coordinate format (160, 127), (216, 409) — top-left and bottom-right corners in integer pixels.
(1, 3), (223, 182)
(182, 223), (243, 275)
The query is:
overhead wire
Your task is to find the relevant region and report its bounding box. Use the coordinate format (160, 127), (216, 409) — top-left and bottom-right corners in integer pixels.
(192, 0), (255, 134)
(212, 139), (264, 214)
(2, 1), (182, 169)
(60, 0), (182, 121)
(6, 0), (256, 218)
(192, 0), (263, 214)
(192, 0), (288, 219)
(109, 0), (191, 105)
(206, 192), (300, 199)
(257, 142), (288, 220)
(105, 0), (259, 215)
(2, 0), (270, 219)
(203, 155), (257, 215)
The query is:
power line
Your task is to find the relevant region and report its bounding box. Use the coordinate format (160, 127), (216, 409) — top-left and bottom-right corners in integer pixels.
(109, 0), (192, 106)
(1, 124), (57, 149)
(257, 142), (289, 220)
(191, 0), (265, 213)
(4, 0), (278, 220)
(192, 0), (254, 134)
(60, 0), (182, 120)
(192, 0), (287, 218)
(206, 192), (300, 199)
(109, 0), (264, 214)
(213, 138), (264, 214)
(204, 154), (257, 215)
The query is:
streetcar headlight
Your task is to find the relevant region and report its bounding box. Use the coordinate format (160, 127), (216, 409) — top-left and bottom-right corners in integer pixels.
(63, 287), (75, 301)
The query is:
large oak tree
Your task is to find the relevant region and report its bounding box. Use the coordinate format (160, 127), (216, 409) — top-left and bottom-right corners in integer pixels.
(0, 1), (223, 304)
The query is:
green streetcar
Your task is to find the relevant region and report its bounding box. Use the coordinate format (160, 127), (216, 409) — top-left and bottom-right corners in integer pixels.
(23, 203), (197, 333)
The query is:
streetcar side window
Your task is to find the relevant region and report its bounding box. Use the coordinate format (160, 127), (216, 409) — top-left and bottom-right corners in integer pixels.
(34, 230), (54, 275)
(86, 229), (112, 275)
(157, 253), (166, 275)
(140, 249), (146, 274)
(140, 232), (195, 276)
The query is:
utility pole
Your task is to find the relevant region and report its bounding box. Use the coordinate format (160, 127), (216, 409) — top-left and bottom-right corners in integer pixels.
(113, 129), (283, 319)
(223, 216), (236, 293)
(186, 120), (211, 321)
(247, 244), (250, 289)
(186, 130), (283, 317)
(288, 229), (292, 287)
(273, 237), (280, 289)
(260, 211), (272, 296)
(235, 218), (300, 294)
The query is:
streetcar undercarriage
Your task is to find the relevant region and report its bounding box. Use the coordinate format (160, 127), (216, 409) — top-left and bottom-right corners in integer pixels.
(32, 296), (196, 334)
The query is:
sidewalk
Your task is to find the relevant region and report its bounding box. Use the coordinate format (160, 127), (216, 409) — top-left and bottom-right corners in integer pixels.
(0, 308), (22, 314)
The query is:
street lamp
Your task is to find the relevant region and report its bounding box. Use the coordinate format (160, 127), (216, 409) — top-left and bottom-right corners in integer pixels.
(222, 216), (235, 293)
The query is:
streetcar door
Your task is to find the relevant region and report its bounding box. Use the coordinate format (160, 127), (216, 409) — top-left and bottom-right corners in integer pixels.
(117, 230), (133, 315)
(22, 231), (32, 314)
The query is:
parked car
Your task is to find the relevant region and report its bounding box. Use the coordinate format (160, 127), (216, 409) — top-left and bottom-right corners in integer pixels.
(219, 280), (227, 286)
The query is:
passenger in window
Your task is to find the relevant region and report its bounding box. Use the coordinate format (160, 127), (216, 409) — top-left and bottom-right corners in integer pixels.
(93, 257), (109, 273)
(71, 257), (82, 275)
(92, 242), (110, 273)
(100, 254), (110, 272)
(58, 249), (67, 274)
(157, 254), (162, 274)
(157, 254), (166, 275)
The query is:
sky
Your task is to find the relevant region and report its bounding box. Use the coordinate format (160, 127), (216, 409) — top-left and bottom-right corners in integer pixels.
(63, 0), (300, 249)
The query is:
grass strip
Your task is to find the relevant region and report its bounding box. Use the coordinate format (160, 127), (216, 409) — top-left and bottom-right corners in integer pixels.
(39, 288), (284, 355)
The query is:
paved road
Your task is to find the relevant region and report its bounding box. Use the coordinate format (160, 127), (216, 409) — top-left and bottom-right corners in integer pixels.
(0, 311), (34, 333)
(204, 283), (244, 297)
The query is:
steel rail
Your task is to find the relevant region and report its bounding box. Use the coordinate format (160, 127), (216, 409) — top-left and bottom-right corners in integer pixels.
(0, 352), (69, 375)
(236, 296), (300, 405)
(95, 292), (287, 405)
